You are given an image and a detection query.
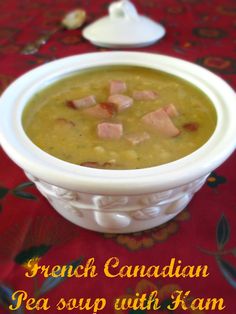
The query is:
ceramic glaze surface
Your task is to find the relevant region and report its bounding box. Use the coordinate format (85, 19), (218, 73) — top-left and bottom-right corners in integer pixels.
(26, 172), (207, 233)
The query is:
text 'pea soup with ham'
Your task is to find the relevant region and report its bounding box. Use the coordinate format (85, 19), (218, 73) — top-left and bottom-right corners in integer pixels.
(23, 66), (217, 169)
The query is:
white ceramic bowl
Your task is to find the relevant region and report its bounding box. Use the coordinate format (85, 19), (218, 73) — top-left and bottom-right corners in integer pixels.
(0, 52), (236, 233)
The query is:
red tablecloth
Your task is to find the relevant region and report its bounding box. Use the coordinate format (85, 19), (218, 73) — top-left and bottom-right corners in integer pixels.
(0, 0), (236, 313)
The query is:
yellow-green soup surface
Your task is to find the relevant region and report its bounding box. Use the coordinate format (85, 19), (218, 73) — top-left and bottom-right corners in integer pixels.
(23, 66), (217, 169)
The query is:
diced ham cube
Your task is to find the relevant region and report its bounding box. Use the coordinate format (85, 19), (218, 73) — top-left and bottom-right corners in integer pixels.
(108, 94), (133, 112)
(142, 108), (180, 137)
(110, 80), (127, 95)
(67, 95), (96, 109)
(133, 90), (158, 101)
(164, 104), (179, 118)
(83, 102), (117, 118)
(97, 122), (123, 139)
(125, 132), (150, 145)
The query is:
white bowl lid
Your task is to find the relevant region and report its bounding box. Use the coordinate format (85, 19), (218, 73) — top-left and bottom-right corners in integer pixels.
(82, 0), (166, 48)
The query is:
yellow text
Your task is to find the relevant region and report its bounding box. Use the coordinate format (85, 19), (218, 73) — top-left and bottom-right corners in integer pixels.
(114, 291), (160, 311)
(9, 290), (50, 311)
(56, 297), (106, 313)
(25, 258), (97, 278)
(104, 257), (209, 279)
(168, 290), (226, 311)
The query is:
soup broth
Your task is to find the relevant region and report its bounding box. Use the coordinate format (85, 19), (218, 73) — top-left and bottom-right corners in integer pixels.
(23, 66), (217, 169)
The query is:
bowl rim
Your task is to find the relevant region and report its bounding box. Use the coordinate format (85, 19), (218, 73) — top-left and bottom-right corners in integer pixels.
(0, 51), (236, 195)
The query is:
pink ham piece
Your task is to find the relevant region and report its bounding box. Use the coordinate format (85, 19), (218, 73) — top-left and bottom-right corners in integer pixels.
(125, 132), (150, 145)
(164, 104), (179, 118)
(83, 102), (117, 118)
(67, 95), (96, 109)
(97, 122), (123, 139)
(107, 94), (133, 112)
(142, 108), (180, 137)
(110, 80), (127, 95)
(133, 90), (158, 101)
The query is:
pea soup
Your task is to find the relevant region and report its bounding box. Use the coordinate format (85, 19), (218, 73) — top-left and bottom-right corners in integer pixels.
(22, 66), (217, 169)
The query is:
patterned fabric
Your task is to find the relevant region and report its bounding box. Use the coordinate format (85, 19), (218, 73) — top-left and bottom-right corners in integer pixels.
(0, 0), (235, 313)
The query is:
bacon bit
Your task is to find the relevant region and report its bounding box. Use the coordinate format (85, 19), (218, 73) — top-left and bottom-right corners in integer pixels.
(183, 122), (199, 132)
(125, 132), (150, 145)
(67, 95), (96, 109)
(83, 102), (117, 118)
(80, 161), (114, 169)
(107, 94), (133, 111)
(110, 80), (127, 95)
(164, 104), (179, 118)
(100, 102), (117, 116)
(132, 90), (158, 101)
(67, 101), (77, 109)
(55, 118), (75, 127)
(80, 162), (100, 168)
